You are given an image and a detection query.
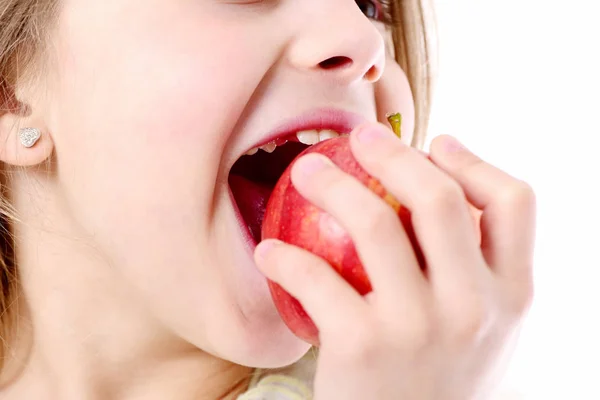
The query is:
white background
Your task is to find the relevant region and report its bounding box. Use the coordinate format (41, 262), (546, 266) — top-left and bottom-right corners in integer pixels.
(430, 1), (600, 398)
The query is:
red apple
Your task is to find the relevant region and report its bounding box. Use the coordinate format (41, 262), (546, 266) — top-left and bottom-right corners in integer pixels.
(261, 134), (425, 346)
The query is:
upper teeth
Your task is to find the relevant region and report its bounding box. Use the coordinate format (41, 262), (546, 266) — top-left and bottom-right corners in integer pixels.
(245, 129), (343, 156)
(260, 142), (277, 153)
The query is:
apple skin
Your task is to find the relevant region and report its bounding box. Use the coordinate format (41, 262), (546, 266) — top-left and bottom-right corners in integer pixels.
(261, 135), (424, 346)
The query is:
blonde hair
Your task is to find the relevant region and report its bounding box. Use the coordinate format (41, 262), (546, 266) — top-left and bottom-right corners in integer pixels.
(0, 0), (436, 372)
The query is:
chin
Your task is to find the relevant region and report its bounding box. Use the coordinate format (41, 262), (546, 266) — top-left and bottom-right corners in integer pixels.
(199, 304), (311, 369)
(237, 322), (313, 369)
(199, 232), (311, 368)
(231, 266), (312, 369)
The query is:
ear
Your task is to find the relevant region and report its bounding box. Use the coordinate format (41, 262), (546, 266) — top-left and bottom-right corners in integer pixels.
(0, 85), (54, 167)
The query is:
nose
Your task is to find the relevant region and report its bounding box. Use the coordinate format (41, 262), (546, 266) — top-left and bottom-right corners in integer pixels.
(286, 1), (386, 85)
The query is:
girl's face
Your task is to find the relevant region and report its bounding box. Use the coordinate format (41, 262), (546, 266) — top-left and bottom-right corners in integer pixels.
(39, 0), (415, 367)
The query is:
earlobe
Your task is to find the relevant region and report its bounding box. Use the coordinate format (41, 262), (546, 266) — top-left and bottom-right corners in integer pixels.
(0, 113), (54, 167)
(19, 127), (42, 148)
(1, 82), (54, 166)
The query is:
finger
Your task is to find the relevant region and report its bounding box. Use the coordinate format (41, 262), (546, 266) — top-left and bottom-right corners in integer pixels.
(254, 239), (369, 335)
(428, 135), (536, 280)
(289, 151), (428, 307)
(348, 124), (487, 290)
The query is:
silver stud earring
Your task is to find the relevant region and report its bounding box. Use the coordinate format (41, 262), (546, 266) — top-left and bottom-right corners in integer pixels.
(19, 128), (41, 148)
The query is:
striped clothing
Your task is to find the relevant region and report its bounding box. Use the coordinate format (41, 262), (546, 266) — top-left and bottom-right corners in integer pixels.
(237, 351), (316, 400)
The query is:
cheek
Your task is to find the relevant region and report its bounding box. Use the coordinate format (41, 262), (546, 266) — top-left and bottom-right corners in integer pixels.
(50, 5), (269, 251)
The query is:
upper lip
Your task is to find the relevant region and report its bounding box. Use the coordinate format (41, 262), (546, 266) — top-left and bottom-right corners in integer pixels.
(237, 107), (369, 160)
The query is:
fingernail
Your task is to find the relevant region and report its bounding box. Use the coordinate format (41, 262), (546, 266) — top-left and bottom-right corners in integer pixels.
(443, 136), (466, 153)
(356, 125), (389, 144)
(295, 154), (331, 177)
(254, 239), (282, 264)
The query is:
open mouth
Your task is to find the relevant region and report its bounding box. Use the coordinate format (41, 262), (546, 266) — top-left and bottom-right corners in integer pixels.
(228, 129), (348, 245)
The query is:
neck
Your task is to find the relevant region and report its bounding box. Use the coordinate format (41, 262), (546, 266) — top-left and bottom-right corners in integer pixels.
(0, 176), (252, 400)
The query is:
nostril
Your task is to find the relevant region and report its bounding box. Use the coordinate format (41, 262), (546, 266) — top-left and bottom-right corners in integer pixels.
(363, 64), (381, 82)
(319, 56), (353, 70)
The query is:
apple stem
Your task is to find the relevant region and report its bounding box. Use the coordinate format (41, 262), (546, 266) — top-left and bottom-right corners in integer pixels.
(386, 112), (402, 139)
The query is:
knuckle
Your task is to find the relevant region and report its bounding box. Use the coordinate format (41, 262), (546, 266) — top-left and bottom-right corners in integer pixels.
(506, 281), (535, 318)
(297, 259), (325, 288)
(394, 313), (436, 352)
(451, 304), (490, 344)
(457, 152), (486, 171)
(363, 141), (412, 178)
(361, 201), (402, 240)
(422, 181), (466, 214)
(337, 322), (382, 362)
(275, 249), (323, 289)
(521, 281), (535, 311)
(384, 138), (413, 162)
(367, 139), (413, 175)
(318, 168), (346, 194)
(501, 180), (537, 211)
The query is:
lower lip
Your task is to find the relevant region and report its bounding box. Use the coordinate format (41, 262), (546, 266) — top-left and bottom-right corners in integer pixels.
(227, 184), (259, 255)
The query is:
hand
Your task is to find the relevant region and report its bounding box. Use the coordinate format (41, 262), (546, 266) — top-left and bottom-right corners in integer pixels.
(254, 123), (536, 400)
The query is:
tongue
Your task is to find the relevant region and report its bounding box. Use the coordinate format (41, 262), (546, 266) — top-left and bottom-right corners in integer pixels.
(229, 174), (273, 243)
